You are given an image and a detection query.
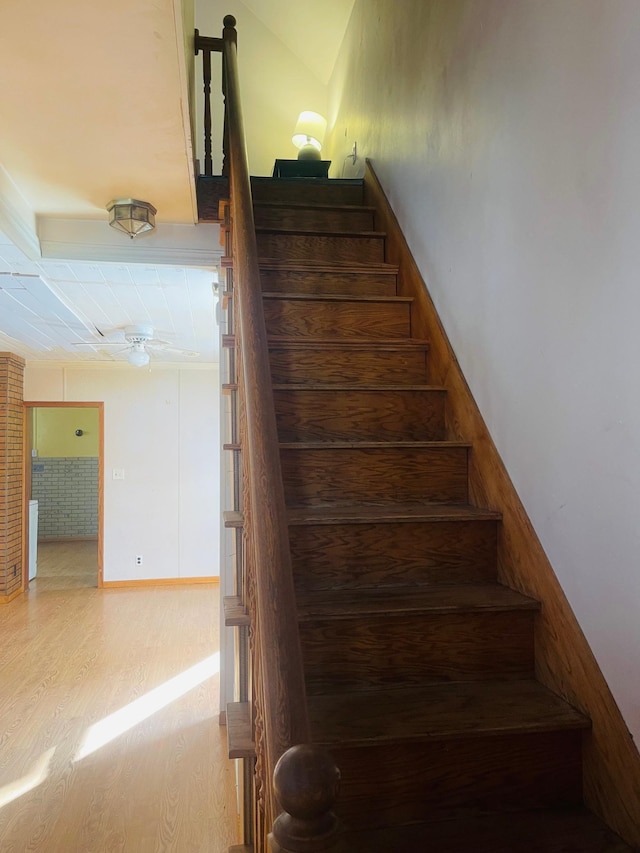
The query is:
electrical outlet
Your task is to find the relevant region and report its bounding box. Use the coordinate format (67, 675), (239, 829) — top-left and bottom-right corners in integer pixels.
(135, 555), (143, 566)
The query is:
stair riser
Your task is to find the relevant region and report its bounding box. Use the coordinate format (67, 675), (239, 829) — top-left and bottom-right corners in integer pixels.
(260, 268), (397, 296)
(251, 179), (363, 206)
(345, 813), (632, 853)
(257, 232), (385, 263)
(329, 731), (583, 831)
(269, 348), (428, 385)
(281, 446), (469, 506)
(264, 299), (411, 339)
(301, 610), (534, 694)
(274, 389), (446, 442)
(254, 206), (375, 232)
(289, 520), (498, 592)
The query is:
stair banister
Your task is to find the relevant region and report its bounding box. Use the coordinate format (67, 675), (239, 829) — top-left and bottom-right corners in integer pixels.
(220, 16), (345, 848)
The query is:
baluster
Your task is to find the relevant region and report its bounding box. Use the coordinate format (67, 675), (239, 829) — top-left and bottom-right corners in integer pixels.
(202, 46), (213, 175)
(269, 745), (344, 853)
(194, 27), (225, 177)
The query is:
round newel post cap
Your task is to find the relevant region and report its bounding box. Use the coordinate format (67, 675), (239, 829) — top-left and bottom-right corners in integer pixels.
(272, 745), (342, 852)
(274, 744), (340, 820)
(223, 15), (237, 28)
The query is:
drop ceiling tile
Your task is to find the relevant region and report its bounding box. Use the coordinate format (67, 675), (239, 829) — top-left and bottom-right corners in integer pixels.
(129, 266), (161, 286)
(135, 284), (175, 335)
(98, 265), (134, 286)
(37, 262), (79, 281)
(67, 264), (106, 284)
(157, 267), (187, 286)
(0, 254), (41, 275)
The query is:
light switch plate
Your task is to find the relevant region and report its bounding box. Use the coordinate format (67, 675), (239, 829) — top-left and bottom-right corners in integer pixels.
(112, 468), (125, 480)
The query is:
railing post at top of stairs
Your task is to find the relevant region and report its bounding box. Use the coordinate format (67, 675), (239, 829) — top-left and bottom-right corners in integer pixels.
(268, 745), (344, 853)
(221, 15), (235, 177)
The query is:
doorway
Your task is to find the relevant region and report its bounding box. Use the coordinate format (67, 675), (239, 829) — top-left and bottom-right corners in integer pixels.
(24, 402), (104, 590)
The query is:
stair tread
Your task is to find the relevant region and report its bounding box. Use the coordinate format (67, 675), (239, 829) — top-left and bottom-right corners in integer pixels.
(254, 201), (376, 213)
(308, 680), (590, 748)
(268, 337), (430, 349)
(287, 503), (502, 523)
(280, 440), (471, 449)
(344, 809), (632, 852)
(224, 503), (502, 527)
(222, 595), (249, 627)
(258, 258), (398, 274)
(228, 335), (432, 349)
(272, 383), (444, 391)
(297, 583), (539, 620)
(226, 702), (255, 758)
(262, 291), (413, 303)
(255, 226), (385, 238)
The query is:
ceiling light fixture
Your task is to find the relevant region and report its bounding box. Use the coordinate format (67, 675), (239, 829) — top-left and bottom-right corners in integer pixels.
(106, 199), (157, 239)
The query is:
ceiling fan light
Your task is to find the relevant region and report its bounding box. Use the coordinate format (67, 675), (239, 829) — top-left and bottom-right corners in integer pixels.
(128, 348), (150, 367)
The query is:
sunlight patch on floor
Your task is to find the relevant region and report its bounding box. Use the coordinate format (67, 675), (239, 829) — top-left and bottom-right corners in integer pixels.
(0, 748), (56, 809)
(74, 653), (220, 761)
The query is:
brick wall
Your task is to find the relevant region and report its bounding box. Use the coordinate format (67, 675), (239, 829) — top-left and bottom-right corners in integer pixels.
(0, 353), (25, 600)
(31, 457), (99, 538)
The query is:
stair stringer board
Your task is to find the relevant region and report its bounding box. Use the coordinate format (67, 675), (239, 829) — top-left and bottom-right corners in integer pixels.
(364, 159), (640, 847)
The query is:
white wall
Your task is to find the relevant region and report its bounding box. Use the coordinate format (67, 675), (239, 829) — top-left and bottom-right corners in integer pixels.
(24, 365), (219, 582)
(326, 0), (640, 740)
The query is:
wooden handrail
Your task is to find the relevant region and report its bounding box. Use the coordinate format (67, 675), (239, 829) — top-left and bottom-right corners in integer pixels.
(220, 10), (311, 826)
(217, 17), (344, 850)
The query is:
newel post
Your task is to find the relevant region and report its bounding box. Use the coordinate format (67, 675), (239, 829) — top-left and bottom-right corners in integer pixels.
(268, 745), (345, 853)
(221, 14), (236, 178)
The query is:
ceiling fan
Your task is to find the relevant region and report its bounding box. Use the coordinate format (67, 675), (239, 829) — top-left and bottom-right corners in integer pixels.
(72, 324), (199, 367)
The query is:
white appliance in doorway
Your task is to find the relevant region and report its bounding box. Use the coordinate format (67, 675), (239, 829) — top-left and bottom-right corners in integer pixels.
(28, 499), (38, 580)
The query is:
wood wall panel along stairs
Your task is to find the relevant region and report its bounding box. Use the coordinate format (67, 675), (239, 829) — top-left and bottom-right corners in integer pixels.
(240, 176), (635, 851)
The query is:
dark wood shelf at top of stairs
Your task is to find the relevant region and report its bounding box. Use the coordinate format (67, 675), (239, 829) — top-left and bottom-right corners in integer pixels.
(225, 176), (635, 850)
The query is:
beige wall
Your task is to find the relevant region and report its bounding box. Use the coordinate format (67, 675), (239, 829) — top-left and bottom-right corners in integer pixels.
(24, 365), (219, 582)
(326, 0), (640, 741)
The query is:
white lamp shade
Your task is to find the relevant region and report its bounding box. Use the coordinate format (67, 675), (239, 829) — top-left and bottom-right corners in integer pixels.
(292, 111), (327, 152)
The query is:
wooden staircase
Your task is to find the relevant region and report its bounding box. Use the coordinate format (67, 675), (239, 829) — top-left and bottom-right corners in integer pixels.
(237, 176), (634, 851)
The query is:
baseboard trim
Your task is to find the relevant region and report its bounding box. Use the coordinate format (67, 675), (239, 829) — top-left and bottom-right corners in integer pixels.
(102, 576), (219, 589)
(364, 159), (640, 846)
(0, 587), (24, 604)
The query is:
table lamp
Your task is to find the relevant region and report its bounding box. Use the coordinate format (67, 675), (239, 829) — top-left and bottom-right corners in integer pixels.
(292, 111), (327, 161)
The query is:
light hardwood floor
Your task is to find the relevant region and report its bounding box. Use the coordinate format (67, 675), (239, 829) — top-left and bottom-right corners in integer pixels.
(0, 564), (240, 852)
(35, 540), (99, 591)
